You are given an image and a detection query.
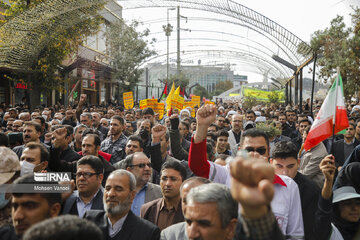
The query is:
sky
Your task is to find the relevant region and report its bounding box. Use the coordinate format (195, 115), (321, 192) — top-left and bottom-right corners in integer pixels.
(119, 0), (360, 82)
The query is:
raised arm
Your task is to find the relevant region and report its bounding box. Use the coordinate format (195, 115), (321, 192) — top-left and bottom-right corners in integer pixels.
(315, 155), (336, 240)
(75, 94), (87, 123)
(169, 114), (189, 161)
(188, 104), (217, 178)
(150, 125), (167, 172)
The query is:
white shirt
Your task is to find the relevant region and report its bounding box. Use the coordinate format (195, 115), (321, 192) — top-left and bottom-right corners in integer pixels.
(107, 214), (128, 237)
(208, 161), (305, 239)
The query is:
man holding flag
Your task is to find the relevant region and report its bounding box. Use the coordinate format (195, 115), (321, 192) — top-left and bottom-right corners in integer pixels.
(300, 71), (349, 188)
(304, 72), (349, 152)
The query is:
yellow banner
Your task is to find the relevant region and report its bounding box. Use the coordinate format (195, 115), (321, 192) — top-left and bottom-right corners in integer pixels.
(154, 102), (165, 120)
(123, 92), (134, 109)
(171, 95), (184, 110)
(191, 95), (200, 107)
(139, 99), (147, 109)
(243, 87), (285, 102)
(205, 100), (215, 105)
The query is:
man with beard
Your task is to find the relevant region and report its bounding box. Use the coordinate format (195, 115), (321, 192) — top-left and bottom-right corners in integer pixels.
(101, 115), (128, 164)
(84, 169), (160, 240)
(61, 156), (104, 217)
(120, 152), (162, 216)
(13, 121), (50, 159)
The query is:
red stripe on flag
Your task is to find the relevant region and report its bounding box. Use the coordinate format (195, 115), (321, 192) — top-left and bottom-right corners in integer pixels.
(304, 117), (333, 151)
(335, 107), (349, 133)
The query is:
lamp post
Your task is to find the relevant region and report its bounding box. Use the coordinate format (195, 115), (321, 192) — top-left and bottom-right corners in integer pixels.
(163, 8), (175, 82)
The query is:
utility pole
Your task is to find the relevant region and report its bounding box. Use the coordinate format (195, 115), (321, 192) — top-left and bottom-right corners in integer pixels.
(163, 8), (175, 81)
(177, 6), (180, 75)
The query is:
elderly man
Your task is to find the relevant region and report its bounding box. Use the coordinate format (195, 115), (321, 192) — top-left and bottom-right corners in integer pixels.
(84, 170), (160, 240)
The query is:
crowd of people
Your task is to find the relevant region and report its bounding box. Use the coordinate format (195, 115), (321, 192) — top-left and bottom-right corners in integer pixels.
(0, 93), (359, 240)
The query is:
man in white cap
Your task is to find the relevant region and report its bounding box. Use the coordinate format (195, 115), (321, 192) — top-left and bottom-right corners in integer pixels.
(0, 147), (21, 226)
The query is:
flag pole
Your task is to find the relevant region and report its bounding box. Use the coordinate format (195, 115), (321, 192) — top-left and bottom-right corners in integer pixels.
(331, 68), (340, 154)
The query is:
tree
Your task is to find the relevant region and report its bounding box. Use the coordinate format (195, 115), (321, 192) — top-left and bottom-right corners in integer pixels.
(169, 72), (189, 90)
(193, 85), (210, 99)
(300, 7), (360, 98)
(211, 80), (233, 97)
(104, 19), (156, 98)
(0, 0), (103, 93)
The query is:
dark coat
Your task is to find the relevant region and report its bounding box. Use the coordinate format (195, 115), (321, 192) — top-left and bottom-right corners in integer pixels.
(48, 147), (115, 186)
(140, 198), (184, 230)
(293, 172), (320, 240)
(60, 146), (81, 162)
(84, 210), (160, 240)
(61, 189), (104, 215)
(331, 138), (360, 167)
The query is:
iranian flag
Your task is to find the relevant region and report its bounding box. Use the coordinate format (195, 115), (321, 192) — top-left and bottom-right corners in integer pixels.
(304, 73), (349, 151)
(158, 82), (168, 102)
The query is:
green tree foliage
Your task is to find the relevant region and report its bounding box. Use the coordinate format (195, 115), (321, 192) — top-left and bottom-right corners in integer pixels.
(193, 85), (210, 99)
(302, 7), (360, 98)
(211, 80), (233, 97)
(105, 19), (156, 95)
(169, 72), (189, 89)
(0, 0), (103, 92)
(242, 95), (259, 110)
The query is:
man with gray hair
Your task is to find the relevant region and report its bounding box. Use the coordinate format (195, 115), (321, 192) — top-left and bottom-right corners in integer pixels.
(118, 152), (162, 216)
(84, 169), (160, 240)
(80, 112), (92, 129)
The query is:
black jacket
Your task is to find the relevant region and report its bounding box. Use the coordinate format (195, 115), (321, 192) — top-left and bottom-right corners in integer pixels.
(48, 147), (115, 186)
(60, 146), (81, 162)
(84, 210), (160, 240)
(293, 172), (320, 240)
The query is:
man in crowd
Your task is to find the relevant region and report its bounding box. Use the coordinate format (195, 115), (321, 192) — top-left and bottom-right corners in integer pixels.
(215, 130), (231, 156)
(216, 116), (226, 130)
(13, 121), (49, 159)
(228, 114), (242, 156)
(270, 141), (320, 240)
(51, 125), (81, 162)
(101, 115), (128, 164)
(332, 123), (360, 169)
(70, 124), (87, 153)
(61, 156), (104, 217)
(188, 104), (304, 239)
(84, 169), (160, 240)
(19, 142), (49, 176)
(12, 120), (23, 133)
(120, 152), (162, 216)
(141, 160), (186, 230)
(79, 113), (92, 129)
(245, 110), (256, 122)
(92, 112), (109, 141)
(0, 174), (62, 239)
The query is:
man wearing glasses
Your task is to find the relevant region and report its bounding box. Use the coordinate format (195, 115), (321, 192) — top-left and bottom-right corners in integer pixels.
(61, 156), (104, 217)
(121, 152), (162, 216)
(188, 104), (304, 240)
